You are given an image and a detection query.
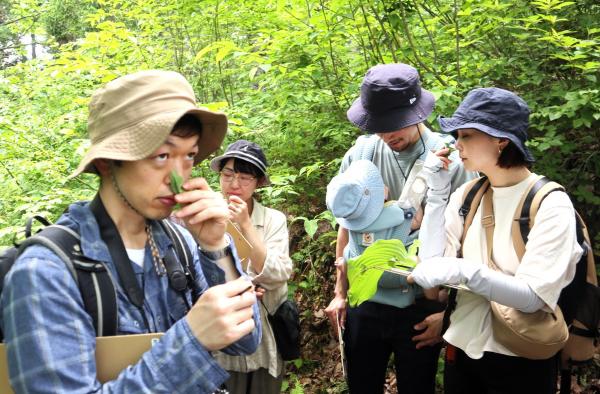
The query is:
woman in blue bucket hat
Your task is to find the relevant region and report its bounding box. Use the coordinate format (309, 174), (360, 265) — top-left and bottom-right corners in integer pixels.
(409, 87), (583, 393)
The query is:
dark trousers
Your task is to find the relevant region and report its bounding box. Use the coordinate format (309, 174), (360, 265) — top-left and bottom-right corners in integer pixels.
(444, 346), (558, 394)
(344, 300), (443, 394)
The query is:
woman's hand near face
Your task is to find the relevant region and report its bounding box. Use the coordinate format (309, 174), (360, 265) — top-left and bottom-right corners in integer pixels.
(228, 195), (252, 229)
(423, 150), (452, 192)
(435, 146), (453, 170)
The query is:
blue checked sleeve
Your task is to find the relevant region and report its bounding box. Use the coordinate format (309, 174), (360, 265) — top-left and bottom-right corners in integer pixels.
(194, 232), (262, 356)
(0, 243), (250, 394)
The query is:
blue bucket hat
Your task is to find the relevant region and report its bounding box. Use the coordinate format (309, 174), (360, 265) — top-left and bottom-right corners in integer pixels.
(326, 160), (385, 231)
(438, 87), (535, 163)
(347, 63), (435, 134)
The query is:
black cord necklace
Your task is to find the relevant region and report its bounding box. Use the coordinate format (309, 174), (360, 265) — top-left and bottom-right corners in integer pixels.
(391, 128), (427, 182)
(110, 166), (166, 277)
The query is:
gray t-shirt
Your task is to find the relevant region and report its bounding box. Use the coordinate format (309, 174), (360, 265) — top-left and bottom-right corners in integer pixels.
(340, 128), (476, 201)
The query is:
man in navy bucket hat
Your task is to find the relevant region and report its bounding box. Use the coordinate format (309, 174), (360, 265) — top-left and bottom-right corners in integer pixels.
(347, 63), (435, 133)
(325, 63), (476, 394)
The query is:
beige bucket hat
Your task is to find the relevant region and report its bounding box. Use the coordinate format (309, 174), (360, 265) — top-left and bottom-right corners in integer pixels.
(71, 70), (228, 177)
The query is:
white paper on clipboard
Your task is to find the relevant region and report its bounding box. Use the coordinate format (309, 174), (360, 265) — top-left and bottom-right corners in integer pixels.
(226, 220), (253, 270)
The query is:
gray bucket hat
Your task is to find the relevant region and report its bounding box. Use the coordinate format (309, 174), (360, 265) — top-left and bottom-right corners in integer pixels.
(438, 87), (534, 163)
(347, 63), (435, 134)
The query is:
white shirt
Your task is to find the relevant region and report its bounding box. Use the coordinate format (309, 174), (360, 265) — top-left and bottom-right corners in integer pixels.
(442, 173), (582, 358)
(126, 248), (145, 267)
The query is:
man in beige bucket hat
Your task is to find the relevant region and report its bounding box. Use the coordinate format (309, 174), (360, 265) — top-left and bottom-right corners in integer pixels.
(1, 70), (261, 393)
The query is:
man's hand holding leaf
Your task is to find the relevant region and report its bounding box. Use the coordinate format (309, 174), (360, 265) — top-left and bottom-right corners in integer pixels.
(173, 176), (229, 250)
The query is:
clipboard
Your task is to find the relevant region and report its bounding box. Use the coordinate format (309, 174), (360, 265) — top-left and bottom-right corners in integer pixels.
(0, 333), (164, 392)
(227, 220), (253, 269)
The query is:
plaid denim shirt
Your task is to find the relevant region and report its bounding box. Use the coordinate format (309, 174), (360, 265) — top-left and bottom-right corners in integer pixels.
(0, 201), (261, 393)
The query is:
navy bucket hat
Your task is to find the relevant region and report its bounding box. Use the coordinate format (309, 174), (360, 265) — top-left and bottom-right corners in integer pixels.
(347, 63), (435, 134)
(438, 87), (535, 163)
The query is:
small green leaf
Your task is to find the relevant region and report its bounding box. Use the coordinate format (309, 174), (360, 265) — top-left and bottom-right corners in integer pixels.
(170, 170), (184, 210)
(303, 219), (318, 238)
(170, 170), (184, 194)
(444, 142), (456, 156)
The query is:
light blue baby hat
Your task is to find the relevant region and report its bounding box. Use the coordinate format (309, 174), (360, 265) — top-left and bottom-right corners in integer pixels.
(326, 159), (385, 231)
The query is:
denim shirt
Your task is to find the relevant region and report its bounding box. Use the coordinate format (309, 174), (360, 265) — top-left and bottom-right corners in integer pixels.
(0, 201), (261, 394)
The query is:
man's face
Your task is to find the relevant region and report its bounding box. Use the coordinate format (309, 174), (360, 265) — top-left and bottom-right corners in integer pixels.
(111, 133), (200, 220)
(376, 124), (420, 152)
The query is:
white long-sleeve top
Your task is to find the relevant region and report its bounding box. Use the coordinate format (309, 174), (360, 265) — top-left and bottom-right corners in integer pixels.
(434, 173), (582, 359)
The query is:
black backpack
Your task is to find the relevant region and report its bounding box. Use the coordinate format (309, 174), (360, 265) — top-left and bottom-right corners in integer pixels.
(0, 215), (195, 341)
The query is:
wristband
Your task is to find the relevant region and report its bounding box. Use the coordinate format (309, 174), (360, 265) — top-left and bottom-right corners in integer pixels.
(200, 238), (231, 259)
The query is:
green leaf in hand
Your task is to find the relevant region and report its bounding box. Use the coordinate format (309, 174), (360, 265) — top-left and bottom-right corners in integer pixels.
(347, 239), (419, 307)
(170, 170), (184, 194)
(443, 142), (456, 157)
(170, 170), (184, 209)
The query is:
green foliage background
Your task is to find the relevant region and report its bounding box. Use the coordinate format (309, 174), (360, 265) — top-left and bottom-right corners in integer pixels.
(0, 0), (598, 391)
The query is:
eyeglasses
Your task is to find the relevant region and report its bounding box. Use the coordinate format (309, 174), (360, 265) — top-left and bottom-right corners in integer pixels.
(219, 168), (256, 187)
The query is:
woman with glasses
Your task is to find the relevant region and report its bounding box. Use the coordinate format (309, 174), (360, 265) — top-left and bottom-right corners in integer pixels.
(210, 140), (293, 394)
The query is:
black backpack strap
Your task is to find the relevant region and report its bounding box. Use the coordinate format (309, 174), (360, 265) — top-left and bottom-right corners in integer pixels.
(160, 220), (200, 304)
(23, 216), (52, 239)
(11, 215), (53, 248)
(18, 225), (81, 279)
(159, 220), (194, 279)
(518, 176), (549, 244)
(71, 258), (118, 336)
(442, 177), (489, 334)
(18, 225), (118, 337)
(458, 176), (488, 218)
(89, 195), (150, 329)
(517, 176), (564, 245)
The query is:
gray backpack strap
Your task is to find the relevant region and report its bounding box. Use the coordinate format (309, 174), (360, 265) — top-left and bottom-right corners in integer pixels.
(17, 225), (80, 279)
(352, 135), (378, 162)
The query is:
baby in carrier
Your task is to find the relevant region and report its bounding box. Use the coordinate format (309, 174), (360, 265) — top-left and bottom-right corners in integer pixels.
(326, 159), (429, 306)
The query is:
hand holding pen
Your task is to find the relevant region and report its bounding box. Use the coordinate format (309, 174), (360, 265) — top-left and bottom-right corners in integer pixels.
(186, 278), (256, 351)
